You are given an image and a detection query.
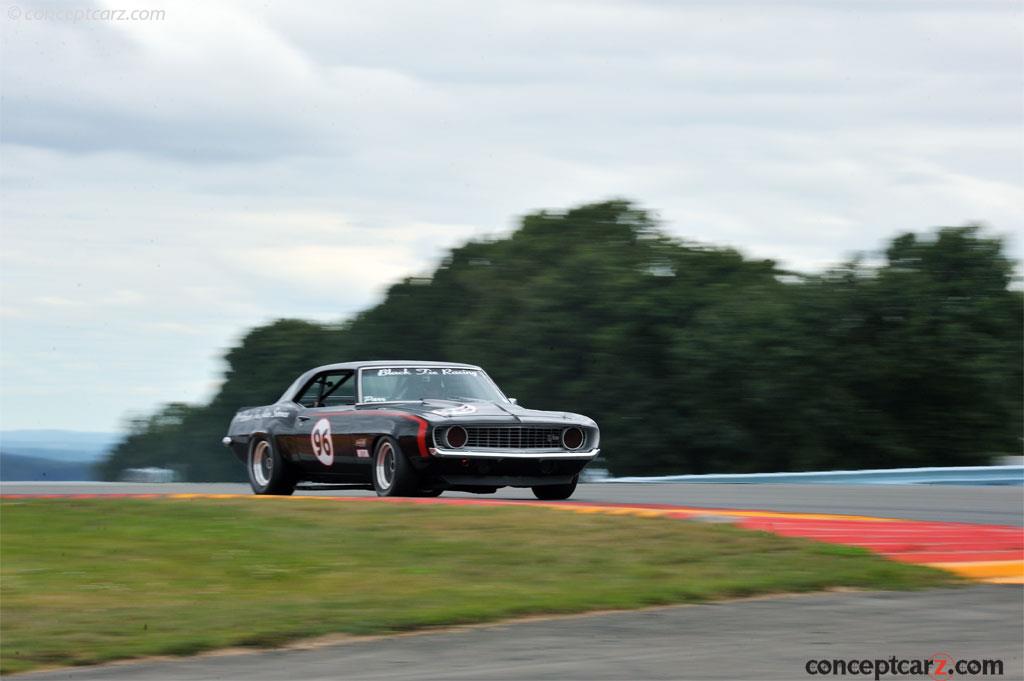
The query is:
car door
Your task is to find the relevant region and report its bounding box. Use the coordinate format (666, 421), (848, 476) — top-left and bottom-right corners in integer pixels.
(289, 371), (360, 477)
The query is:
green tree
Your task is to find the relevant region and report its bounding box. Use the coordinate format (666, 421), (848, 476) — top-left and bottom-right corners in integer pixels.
(101, 204), (1022, 480)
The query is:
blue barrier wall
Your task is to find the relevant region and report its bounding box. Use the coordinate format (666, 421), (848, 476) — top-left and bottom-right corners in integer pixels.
(605, 465), (1024, 486)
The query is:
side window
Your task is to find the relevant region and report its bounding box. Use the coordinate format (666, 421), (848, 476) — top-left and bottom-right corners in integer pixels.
(295, 372), (355, 408)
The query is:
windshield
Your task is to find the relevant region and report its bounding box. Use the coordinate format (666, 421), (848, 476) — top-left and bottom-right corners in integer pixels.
(360, 367), (506, 404)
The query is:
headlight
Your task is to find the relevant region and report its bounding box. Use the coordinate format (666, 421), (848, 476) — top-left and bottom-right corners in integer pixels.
(562, 427), (585, 450)
(445, 425), (468, 448)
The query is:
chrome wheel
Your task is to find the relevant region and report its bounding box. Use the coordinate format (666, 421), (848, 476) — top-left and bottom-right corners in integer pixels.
(375, 440), (396, 490)
(252, 440), (273, 487)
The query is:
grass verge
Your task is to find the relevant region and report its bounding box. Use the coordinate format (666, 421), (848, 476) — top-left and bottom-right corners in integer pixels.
(1, 498), (957, 674)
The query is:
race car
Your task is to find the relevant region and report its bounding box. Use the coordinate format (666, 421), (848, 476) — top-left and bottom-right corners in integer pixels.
(222, 361), (600, 499)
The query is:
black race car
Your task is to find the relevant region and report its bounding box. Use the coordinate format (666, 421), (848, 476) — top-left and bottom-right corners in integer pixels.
(223, 361), (600, 500)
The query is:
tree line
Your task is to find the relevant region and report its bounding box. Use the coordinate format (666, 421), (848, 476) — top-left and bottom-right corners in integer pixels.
(99, 200), (1022, 480)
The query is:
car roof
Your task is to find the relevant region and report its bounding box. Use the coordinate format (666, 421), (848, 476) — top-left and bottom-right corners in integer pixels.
(278, 360), (485, 402)
(308, 360), (483, 373)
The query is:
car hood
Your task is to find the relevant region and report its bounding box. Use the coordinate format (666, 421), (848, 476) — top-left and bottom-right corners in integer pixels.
(355, 399), (595, 426)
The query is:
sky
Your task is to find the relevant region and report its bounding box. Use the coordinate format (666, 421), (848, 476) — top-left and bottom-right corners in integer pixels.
(1, 0), (1021, 432)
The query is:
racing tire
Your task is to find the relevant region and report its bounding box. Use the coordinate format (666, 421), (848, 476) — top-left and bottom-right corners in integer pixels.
(247, 436), (297, 496)
(532, 475), (578, 501)
(372, 436), (420, 497)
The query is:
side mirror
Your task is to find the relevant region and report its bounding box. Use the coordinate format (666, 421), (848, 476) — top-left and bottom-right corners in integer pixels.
(509, 397), (518, 405)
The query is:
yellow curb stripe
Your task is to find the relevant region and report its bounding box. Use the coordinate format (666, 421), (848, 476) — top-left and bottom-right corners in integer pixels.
(547, 504), (896, 524)
(157, 494), (903, 524)
(561, 506), (893, 524)
(704, 510), (896, 523)
(978, 576), (1024, 585)
(926, 560), (1024, 581)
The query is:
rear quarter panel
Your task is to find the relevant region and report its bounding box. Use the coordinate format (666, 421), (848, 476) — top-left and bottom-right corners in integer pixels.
(225, 404), (295, 462)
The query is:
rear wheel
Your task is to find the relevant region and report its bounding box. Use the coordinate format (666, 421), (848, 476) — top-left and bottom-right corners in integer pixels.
(372, 437), (419, 497)
(247, 437), (297, 495)
(532, 475), (578, 501)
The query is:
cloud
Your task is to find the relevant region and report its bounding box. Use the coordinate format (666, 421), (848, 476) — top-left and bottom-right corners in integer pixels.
(34, 296), (85, 308)
(229, 244), (421, 296)
(0, 0), (1020, 430)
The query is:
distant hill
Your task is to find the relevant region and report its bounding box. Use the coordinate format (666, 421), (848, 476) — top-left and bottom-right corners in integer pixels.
(0, 430), (120, 481)
(0, 453), (99, 481)
(0, 430), (120, 463)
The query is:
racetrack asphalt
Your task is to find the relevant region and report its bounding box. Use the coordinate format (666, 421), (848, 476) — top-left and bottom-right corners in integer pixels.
(3, 481), (1021, 525)
(16, 586), (1024, 681)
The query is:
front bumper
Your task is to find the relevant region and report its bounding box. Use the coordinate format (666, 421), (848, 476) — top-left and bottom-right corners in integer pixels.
(421, 454), (594, 489)
(430, 447), (600, 460)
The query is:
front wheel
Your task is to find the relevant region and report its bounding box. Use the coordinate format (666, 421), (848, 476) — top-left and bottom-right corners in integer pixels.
(532, 475), (578, 501)
(247, 437), (297, 495)
(372, 436), (420, 497)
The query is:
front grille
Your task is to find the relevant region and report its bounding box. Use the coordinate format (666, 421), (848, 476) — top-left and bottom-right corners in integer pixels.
(436, 426), (569, 450)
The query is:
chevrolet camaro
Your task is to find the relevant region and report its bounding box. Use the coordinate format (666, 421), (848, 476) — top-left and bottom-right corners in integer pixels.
(222, 361), (600, 499)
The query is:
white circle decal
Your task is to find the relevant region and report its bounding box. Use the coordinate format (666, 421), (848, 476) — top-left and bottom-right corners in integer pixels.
(311, 418), (334, 466)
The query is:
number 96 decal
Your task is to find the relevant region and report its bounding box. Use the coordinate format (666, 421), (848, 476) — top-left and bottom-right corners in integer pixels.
(311, 418), (334, 466)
